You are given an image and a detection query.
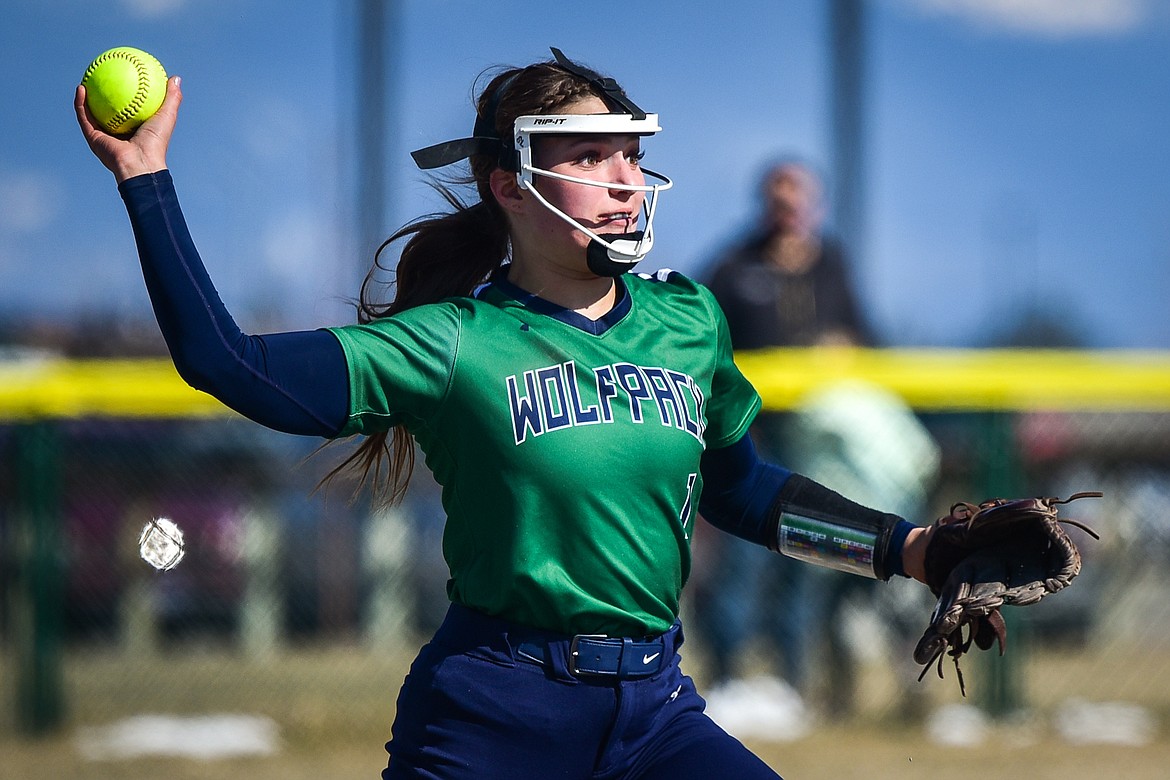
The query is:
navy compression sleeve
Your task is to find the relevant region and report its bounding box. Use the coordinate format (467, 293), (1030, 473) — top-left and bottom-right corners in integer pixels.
(699, 434), (915, 578)
(118, 170), (348, 437)
(698, 433), (792, 546)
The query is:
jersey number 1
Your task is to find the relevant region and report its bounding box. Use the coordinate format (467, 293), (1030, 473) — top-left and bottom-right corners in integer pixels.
(679, 472), (698, 540)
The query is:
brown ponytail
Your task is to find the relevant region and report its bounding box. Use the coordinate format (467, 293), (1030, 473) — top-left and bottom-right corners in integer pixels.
(328, 57), (617, 506)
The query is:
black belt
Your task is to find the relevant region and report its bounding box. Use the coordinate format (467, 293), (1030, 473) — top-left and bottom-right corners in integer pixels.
(517, 634), (668, 680)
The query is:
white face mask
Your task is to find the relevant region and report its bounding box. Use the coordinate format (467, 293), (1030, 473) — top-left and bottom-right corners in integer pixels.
(409, 49), (672, 275)
(511, 112), (673, 275)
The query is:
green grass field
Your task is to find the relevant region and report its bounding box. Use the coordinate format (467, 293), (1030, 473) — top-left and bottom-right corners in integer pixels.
(2, 638), (1167, 780)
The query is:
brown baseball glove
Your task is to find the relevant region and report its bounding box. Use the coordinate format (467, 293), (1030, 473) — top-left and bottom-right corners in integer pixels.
(914, 492), (1101, 695)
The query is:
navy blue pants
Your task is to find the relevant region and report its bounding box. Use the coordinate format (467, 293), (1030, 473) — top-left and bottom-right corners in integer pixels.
(383, 604), (783, 780)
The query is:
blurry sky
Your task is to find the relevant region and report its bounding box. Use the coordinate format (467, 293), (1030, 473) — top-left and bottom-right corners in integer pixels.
(1, 0), (1168, 348)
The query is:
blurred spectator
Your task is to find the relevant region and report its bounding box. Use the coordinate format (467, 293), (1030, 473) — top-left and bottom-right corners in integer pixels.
(705, 158), (870, 351)
(696, 157), (908, 719)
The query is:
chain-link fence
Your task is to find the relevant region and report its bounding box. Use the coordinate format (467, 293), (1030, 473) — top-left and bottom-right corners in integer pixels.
(3, 354), (1170, 775)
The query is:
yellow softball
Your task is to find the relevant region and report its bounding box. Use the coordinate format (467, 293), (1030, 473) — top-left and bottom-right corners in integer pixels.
(81, 47), (168, 136)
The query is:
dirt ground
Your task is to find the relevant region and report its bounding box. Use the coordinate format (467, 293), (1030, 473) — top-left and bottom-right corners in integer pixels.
(5, 722), (1170, 780)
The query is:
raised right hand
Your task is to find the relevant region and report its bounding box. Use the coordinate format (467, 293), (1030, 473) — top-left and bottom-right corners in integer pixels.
(75, 75), (183, 183)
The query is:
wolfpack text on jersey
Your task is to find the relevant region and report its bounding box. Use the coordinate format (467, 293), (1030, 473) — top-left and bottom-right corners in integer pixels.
(506, 359), (706, 445)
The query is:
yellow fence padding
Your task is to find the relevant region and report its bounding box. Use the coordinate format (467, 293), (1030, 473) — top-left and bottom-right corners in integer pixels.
(3, 348), (1170, 419)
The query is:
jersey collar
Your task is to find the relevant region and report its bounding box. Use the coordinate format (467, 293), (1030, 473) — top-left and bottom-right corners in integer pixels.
(484, 273), (631, 336)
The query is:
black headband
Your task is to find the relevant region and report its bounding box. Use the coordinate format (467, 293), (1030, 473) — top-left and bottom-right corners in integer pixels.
(410, 47), (647, 171)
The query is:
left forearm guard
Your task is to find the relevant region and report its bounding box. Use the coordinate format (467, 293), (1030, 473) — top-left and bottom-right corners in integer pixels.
(766, 474), (903, 580)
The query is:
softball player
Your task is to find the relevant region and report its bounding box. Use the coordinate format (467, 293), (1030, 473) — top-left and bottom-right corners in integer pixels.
(77, 48), (936, 779)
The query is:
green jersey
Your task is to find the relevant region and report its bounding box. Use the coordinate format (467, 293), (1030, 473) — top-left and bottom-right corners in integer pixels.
(328, 269), (760, 637)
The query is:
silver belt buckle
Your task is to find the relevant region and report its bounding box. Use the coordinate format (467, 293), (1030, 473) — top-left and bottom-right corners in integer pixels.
(569, 633), (612, 677)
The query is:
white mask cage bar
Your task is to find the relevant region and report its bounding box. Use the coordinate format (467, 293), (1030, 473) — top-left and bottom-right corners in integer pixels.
(513, 113), (674, 264)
